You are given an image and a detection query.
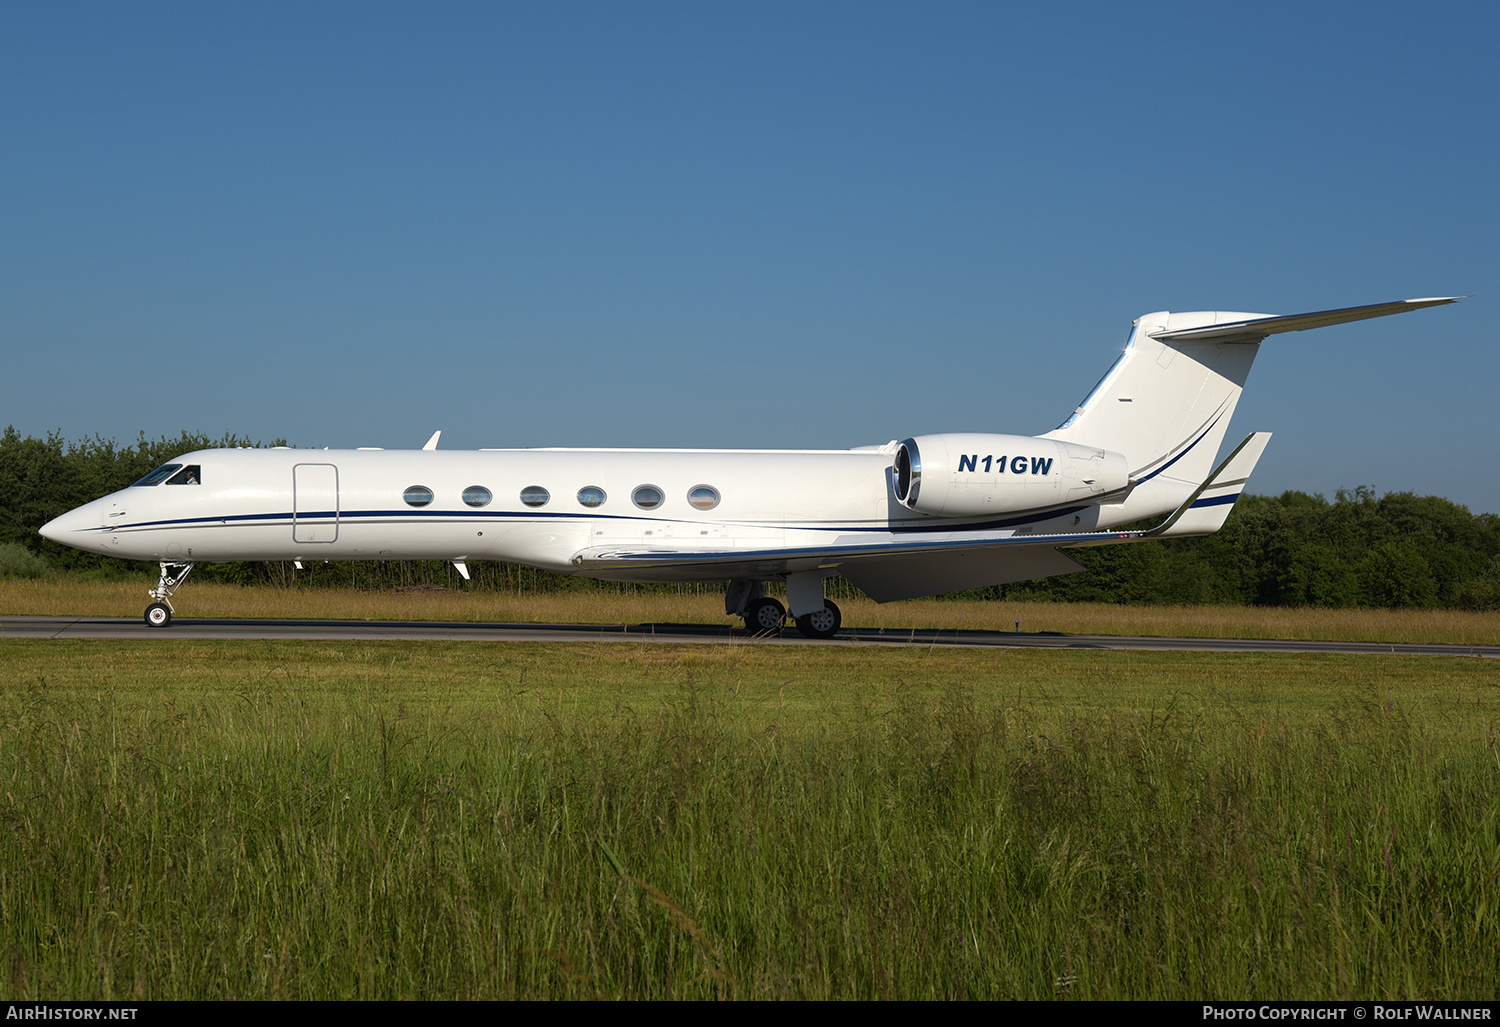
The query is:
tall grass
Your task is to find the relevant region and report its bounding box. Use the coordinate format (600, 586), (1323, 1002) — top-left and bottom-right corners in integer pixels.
(2, 641), (1497, 999)
(4, 578), (1499, 644)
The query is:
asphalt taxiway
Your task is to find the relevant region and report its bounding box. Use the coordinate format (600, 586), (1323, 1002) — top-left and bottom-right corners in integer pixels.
(2, 616), (1495, 657)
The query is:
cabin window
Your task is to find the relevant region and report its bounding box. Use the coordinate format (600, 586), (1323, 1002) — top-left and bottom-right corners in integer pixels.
(632, 485), (664, 510)
(165, 465), (201, 485)
(403, 485), (435, 507)
(687, 485), (721, 511)
(132, 464), (181, 487)
(462, 485), (492, 507)
(577, 486), (606, 508)
(520, 486), (550, 508)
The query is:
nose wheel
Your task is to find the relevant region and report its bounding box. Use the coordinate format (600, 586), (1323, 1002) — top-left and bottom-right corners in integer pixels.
(144, 562), (194, 628)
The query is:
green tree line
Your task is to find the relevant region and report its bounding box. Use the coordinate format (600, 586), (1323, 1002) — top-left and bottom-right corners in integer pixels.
(994, 486), (1500, 610)
(3, 428), (1498, 609)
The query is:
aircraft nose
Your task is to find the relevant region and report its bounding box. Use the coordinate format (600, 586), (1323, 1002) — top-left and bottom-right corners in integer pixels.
(39, 504), (96, 545)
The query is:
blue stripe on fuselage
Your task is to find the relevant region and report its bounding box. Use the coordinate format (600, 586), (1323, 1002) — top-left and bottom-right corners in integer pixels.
(85, 502), (1100, 537)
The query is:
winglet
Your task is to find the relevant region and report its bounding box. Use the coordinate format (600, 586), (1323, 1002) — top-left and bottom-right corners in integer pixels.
(1143, 432), (1271, 538)
(423, 431), (441, 451)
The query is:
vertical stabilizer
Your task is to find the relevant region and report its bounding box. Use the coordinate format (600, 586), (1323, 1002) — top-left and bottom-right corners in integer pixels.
(1042, 310), (1268, 494)
(1040, 298), (1458, 522)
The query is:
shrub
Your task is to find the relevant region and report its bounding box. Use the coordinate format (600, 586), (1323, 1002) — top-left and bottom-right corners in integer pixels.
(0, 541), (49, 579)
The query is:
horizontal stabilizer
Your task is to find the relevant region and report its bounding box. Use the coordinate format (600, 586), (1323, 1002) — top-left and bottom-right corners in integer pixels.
(1153, 297), (1460, 343)
(1142, 432), (1270, 539)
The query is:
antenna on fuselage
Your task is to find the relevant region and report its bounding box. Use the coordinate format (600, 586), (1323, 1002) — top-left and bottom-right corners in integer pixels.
(423, 431), (441, 451)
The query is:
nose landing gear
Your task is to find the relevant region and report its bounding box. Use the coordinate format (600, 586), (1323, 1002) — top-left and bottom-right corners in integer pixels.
(144, 562), (194, 628)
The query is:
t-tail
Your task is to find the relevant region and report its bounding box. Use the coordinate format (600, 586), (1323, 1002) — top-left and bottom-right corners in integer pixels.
(1042, 297), (1460, 520)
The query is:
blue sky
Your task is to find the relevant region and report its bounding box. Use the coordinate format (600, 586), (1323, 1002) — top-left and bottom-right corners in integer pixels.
(4, 2), (1496, 512)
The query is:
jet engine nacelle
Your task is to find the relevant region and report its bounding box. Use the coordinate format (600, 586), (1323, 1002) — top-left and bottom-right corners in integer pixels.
(893, 434), (1130, 517)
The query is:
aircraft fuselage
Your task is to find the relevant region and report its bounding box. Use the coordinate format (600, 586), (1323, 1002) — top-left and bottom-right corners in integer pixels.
(43, 442), (1132, 580)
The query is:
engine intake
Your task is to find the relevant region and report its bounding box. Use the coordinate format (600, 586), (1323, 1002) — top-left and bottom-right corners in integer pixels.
(893, 434), (1129, 517)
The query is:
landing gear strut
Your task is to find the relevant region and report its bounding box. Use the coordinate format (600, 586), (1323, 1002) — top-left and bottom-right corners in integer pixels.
(786, 571), (843, 640)
(144, 562), (194, 628)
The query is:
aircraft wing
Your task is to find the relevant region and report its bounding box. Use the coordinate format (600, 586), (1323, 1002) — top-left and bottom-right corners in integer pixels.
(572, 432), (1271, 602)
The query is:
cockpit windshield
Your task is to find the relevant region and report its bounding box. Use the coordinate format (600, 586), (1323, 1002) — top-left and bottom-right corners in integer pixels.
(132, 463), (201, 486)
(132, 464), (182, 487)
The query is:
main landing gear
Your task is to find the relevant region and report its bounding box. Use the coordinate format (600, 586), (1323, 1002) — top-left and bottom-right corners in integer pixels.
(144, 562), (194, 628)
(745, 596), (787, 633)
(726, 576), (843, 640)
(795, 601), (842, 640)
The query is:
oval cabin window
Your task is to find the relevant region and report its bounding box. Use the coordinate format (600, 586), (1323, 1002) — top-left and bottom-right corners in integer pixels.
(577, 486), (606, 508)
(463, 486), (492, 507)
(403, 486), (434, 507)
(520, 486), (550, 508)
(687, 485), (721, 511)
(632, 485), (664, 510)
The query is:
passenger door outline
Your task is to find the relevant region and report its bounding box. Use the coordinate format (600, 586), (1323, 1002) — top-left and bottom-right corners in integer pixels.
(293, 463), (339, 543)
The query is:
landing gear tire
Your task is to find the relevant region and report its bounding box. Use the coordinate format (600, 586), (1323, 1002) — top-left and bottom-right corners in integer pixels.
(744, 597), (786, 633)
(145, 602), (172, 628)
(795, 600), (842, 640)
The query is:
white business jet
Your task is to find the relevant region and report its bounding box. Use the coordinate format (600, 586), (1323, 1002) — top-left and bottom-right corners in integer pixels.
(39, 298), (1457, 636)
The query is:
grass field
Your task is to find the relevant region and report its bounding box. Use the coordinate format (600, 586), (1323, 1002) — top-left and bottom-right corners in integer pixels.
(4, 578), (1499, 644)
(2, 639), (1497, 999)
